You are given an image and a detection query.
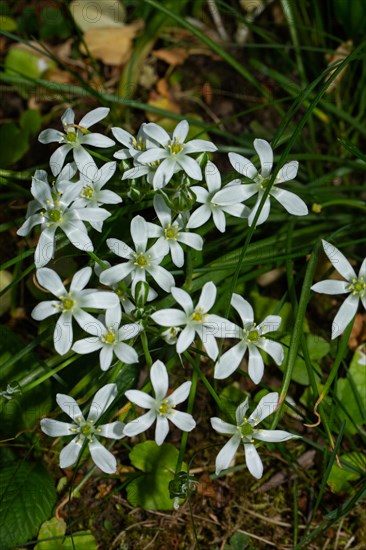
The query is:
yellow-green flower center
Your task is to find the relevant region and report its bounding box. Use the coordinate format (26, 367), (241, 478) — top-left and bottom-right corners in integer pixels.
(132, 136), (146, 151)
(104, 331), (116, 344)
(348, 277), (366, 297)
(133, 253), (150, 269)
(191, 307), (206, 323)
(66, 132), (77, 142)
(49, 208), (62, 222)
(164, 224), (179, 240)
(240, 423), (254, 438)
(82, 185), (94, 199)
(80, 423), (93, 436)
(158, 399), (174, 416)
(59, 295), (75, 312)
(168, 139), (184, 155)
(248, 329), (259, 342)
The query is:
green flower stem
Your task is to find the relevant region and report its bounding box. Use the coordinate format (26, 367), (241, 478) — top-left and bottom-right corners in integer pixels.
(183, 351), (222, 411)
(22, 355), (80, 393)
(271, 240), (321, 428)
(0, 168), (33, 180)
(141, 331), (153, 368)
(175, 366), (199, 475)
(315, 199), (366, 213)
(87, 251), (109, 270)
(183, 250), (193, 291)
(306, 321), (354, 430)
(84, 147), (110, 163)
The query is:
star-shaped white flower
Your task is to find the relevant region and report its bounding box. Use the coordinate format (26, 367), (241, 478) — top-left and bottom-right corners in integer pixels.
(99, 215), (174, 294)
(228, 139), (308, 226)
(151, 282), (234, 360)
(41, 384), (124, 474)
(211, 393), (298, 478)
(17, 169), (111, 267)
(187, 161), (250, 233)
(136, 120), (217, 189)
(112, 123), (157, 160)
(311, 240), (366, 339)
(72, 304), (142, 370)
(214, 293), (283, 384)
(124, 360), (195, 445)
(39, 107), (115, 176)
(72, 160), (121, 231)
(31, 267), (119, 355)
(147, 195), (203, 267)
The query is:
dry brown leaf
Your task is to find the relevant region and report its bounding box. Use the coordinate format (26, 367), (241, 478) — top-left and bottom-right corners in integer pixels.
(325, 40), (353, 93)
(152, 47), (189, 66)
(81, 21), (144, 66)
(146, 96), (181, 122)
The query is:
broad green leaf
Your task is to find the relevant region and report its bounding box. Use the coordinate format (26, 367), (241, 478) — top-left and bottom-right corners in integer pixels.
(327, 452), (366, 493)
(0, 123), (29, 167)
(0, 461), (56, 549)
(336, 347), (366, 435)
(0, 15), (17, 31)
(4, 47), (55, 80)
(20, 109), (42, 136)
(127, 441), (185, 510)
(279, 333), (328, 385)
(35, 517), (97, 550)
(249, 291), (295, 333)
(224, 531), (251, 550)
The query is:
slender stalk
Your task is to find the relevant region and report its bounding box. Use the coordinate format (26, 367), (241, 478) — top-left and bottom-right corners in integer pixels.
(141, 331), (153, 368)
(175, 367), (199, 475)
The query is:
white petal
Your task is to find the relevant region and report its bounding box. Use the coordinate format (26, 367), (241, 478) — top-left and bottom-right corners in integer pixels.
(38, 128), (65, 144)
(205, 161), (221, 192)
(105, 303), (122, 327)
(169, 241), (184, 267)
(54, 314), (73, 355)
(79, 107), (110, 128)
(231, 293), (254, 324)
(177, 232), (203, 251)
(236, 398), (250, 425)
(72, 338), (102, 354)
(173, 120), (189, 142)
(17, 214), (43, 236)
(81, 291), (119, 309)
(197, 281), (216, 312)
(131, 215), (148, 251)
(81, 133), (115, 147)
(190, 185), (209, 203)
(123, 410), (156, 437)
(177, 155), (202, 180)
(151, 308), (187, 327)
(153, 158), (176, 189)
(215, 436), (241, 475)
(253, 429), (298, 443)
(61, 107), (75, 126)
(153, 194), (171, 227)
(214, 341), (246, 379)
(112, 127), (134, 147)
(256, 339), (284, 366)
(98, 421), (125, 439)
(88, 383), (118, 422)
(50, 144), (72, 176)
(210, 417), (237, 435)
(321, 240), (357, 281)
(183, 139), (217, 153)
(151, 360), (169, 400)
(169, 411), (196, 432)
(99, 346), (114, 371)
(248, 392), (279, 426)
(115, 342), (138, 364)
(138, 148), (167, 163)
(276, 160), (299, 182)
(73, 146), (94, 173)
(148, 265), (175, 292)
(331, 294), (359, 339)
(212, 208), (226, 233)
(59, 437), (82, 468)
(155, 415), (170, 445)
(107, 238), (134, 259)
(35, 268), (66, 296)
(258, 315), (282, 333)
(270, 187), (308, 216)
(88, 438), (117, 474)
(62, 224), (93, 254)
(311, 280), (350, 295)
(247, 345), (265, 385)
(100, 263), (134, 285)
(125, 390), (155, 409)
(56, 393), (84, 421)
(40, 418), (75, 437)
(254, 139), (273, 177)
(244, 443), (263, 479)
(169, 381), (191, 405)
(248, 194), (271, 227)
(171, 287), (193, 315)
(228, 152), (257, 179)
(70, 267), (91, 292)
(143, 123), (170, 145)
(176, 325), (196, 354)
(186, 205), (211, 229)
(214, 184), (252, 206)
(35, 228), (56, 267)
(31, 300), (60, 321)
(196, 328), (218, 360)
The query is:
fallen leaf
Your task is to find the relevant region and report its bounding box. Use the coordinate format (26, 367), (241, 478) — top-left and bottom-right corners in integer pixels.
(70, 0), (126, 32)
(152, 47), (189, 66)
(81, 21), (144, 66)
(146, 96), (181, 122)
(325, 40), (353, 93)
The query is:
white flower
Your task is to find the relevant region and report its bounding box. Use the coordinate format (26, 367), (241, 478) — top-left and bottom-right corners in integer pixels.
(40, 384), (124, 474)
(161, 326), (181, 345)
(73, 160), (122, 231)
(151, 282), (234, 360)
(39, 107), (115, 176)
(124, 360), (195, 445)
(31, 267), (119, 355)
(72, 304), (142, 370)
(187, 161), (250, 233)
(214, 293), (283, 384)
(99, 215), (174, 294)
(147, 195), (203, 267)
(112, 123), (157, 160)
(211, 393), (298, 478)
(17, 169), (111, 267)
(136, 120), (217, 189)
(311, 240), (366, 339)
(228, 139), (308, 226)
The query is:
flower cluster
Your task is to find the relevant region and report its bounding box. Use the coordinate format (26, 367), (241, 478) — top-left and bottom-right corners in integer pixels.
(18, 107), (362, 484)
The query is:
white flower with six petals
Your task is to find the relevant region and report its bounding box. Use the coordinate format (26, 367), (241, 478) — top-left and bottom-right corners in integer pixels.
(41, 384), (124, 474)
(124, 360), (195, 445)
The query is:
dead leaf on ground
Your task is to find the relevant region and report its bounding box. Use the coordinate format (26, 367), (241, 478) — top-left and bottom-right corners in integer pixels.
(325, 40), (353, 93)
(349, 313), (366, 350)
(81, 21), (144, 66)
(152, 47), (189, 66)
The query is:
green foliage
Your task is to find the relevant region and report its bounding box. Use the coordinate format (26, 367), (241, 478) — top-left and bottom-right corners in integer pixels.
(35, 517), (97, 550)
(0, 461), (56, 549)
(334, 0), (366, 39)
(127, 441), (185, 510)
(336, 347), (366, 434)
(0, 15), (16, 31)
(279, 334), (329, 385)
(0, 108), (41, 167)
(40, 8), (72, 40)
(327, 452), (366, 493)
